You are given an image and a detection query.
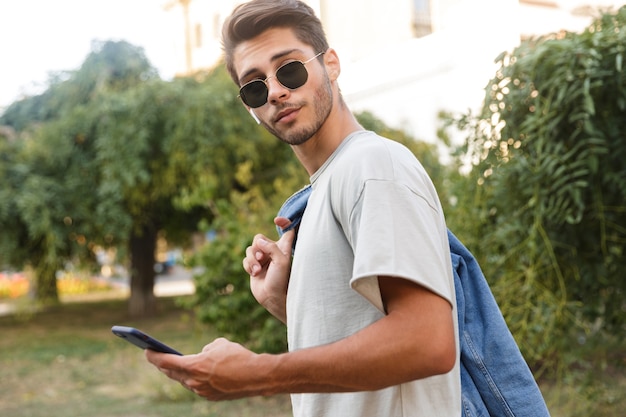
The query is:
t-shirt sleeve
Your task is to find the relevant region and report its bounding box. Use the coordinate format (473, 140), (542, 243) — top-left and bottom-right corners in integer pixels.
(347, 179), (453, 313)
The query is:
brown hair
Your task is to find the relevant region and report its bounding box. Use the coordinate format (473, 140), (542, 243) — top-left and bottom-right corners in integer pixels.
(222, 0), (329, 84)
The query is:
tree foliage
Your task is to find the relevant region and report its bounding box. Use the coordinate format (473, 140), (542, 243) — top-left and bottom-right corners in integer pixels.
(96, 64), (298, 316)
(1, 40), (291, 316)
(447, 6), (626, 371)
(1, 40), (157, 131)
(0, 41), (155, 305)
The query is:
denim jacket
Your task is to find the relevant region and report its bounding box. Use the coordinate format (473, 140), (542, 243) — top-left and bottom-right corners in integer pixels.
(276, 185), (550, 417)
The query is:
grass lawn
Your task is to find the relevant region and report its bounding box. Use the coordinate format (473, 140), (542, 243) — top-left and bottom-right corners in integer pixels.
(0, 295), (623, 417)
(0, 296), (292, 417)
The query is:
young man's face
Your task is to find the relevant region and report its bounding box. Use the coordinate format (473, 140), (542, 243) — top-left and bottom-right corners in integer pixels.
(233, 27), (333, 145)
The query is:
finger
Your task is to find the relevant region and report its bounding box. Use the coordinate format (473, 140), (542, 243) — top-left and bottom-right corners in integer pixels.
(145, 349), (183, 371)
(243, 249), (256, 275)
(201, 337), (228, 353)
(274, 216), (292, 230)
(251, 234), (272, 261)
(245, 235), (271, 272)
(244, 239), (266, 276)
(277, 229), (295, 256)
(251, 233), (293, 268)
(145, 348), (164, 365)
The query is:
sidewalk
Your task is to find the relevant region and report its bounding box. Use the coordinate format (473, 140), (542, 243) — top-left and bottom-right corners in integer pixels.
(154, 265), (196, 297)
(0, 265), (196, 317)
(105, 265), (196, 297)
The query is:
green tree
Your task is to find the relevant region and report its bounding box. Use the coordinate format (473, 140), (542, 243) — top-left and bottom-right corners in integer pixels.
(0, 41), (304, 316)
(1, 40), (157, 131)
(0, 40), (157, 306)
(91, 65), (298, 317)
(1, 40), (286, 316)
(447, 6), (626, 371)
(5, 113), (103, 303)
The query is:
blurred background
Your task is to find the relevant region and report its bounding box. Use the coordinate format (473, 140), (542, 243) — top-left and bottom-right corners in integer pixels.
(1, 1), (625, 416)
(1, 0), (623, 142)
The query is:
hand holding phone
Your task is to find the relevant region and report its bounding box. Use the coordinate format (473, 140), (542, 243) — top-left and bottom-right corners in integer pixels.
(111, 325), (183, 355)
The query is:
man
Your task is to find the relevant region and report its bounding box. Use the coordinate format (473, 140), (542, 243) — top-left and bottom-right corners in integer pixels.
(146, 1), (461, 415)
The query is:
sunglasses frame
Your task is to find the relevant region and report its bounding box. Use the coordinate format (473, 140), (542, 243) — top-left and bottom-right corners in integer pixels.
(238, 52), (325, 108)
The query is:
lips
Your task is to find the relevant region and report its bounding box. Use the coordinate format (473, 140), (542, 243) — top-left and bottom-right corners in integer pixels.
(275, 107), (300, 124)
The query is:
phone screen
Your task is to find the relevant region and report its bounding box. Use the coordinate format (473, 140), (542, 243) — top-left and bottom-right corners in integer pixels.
(111, 325), (183, 355)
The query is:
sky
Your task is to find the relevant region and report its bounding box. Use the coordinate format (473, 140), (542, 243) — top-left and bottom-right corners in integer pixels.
(0, 0), (178, 110)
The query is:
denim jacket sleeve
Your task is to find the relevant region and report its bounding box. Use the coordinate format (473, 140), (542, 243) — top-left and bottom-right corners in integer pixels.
(449, 231), (550, 417)
(276, 185), (551, 417)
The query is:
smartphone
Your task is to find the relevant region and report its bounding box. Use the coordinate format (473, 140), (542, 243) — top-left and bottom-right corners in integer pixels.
(111, 325), (183, 355)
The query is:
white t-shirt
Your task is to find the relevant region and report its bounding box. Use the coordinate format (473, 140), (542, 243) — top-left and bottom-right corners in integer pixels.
(287, 131), (461, 417)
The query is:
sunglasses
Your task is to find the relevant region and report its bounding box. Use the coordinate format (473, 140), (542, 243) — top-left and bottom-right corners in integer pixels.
(238, 52), (324, 108)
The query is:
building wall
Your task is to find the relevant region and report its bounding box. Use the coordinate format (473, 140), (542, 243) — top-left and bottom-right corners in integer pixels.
(317, 0), (416, 63)
(163, 0), (623, 145)
(340, 0), (519, 145)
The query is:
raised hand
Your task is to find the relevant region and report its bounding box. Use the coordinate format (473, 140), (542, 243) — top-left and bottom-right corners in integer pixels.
(243, 223), (295, 323)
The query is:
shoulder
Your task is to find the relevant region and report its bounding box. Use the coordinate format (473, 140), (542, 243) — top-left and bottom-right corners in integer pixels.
(343, 131), (412, 161)
(334, 131), (418, 181)
(332, 131), (432, 196)
(325, 131), (439, 218)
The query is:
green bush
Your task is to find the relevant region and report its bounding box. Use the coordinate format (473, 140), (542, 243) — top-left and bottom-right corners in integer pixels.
(446, 6), (626, 374)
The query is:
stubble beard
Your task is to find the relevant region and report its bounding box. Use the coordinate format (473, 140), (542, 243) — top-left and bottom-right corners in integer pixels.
(262, 75), (333, 146)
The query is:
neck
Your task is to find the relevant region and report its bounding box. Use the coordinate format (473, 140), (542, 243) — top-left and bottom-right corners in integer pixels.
(292, 98), (363, 176)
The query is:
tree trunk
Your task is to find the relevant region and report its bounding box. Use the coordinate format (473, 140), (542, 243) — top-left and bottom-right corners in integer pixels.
(34, 261), (60, 306)
(128, 223), (158, 317)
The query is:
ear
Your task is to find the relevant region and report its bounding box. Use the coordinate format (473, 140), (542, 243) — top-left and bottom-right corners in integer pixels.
(323, 48), (341, 82)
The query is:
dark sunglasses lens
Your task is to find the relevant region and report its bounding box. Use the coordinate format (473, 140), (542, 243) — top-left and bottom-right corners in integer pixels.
(239, 61), (309, 108)
(276, 61), (308, 89)
(240, 81), (268, 108)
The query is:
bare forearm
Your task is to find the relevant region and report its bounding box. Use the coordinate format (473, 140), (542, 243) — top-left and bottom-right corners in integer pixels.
(146, 279), (456, 401)
(248, 306), (455, 395)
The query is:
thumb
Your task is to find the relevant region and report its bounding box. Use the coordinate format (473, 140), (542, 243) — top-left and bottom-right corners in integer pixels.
(277, 229), (295, 257)
(274, 216), (292, 231)
(145, 349), (182, 369)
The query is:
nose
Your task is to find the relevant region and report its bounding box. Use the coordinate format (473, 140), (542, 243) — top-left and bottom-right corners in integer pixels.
(266, 76), (290, 105)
